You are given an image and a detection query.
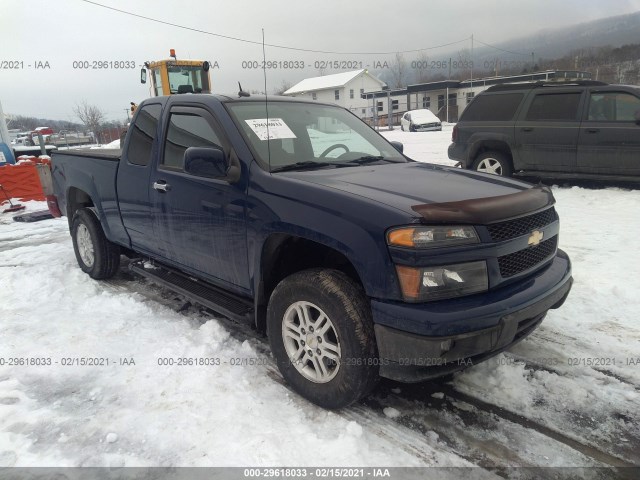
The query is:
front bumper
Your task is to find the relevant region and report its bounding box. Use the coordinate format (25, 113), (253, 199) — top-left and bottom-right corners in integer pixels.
(372, 250), (573, 382)
(413, 124), (442, 132)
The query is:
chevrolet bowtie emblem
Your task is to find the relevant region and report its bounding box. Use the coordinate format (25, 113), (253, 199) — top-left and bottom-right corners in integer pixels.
(528, 230), (544, 246)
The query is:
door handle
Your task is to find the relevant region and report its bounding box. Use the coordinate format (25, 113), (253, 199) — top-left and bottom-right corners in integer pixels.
(153, 181), (171, 192)
(521, 127), (534, 132)
(586, 128), (600, 133)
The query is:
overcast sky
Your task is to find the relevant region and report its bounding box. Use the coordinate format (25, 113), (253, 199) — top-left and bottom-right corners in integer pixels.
(1, 0), (639, 123)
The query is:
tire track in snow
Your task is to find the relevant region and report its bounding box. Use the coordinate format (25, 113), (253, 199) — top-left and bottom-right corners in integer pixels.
(103, 268), (637, 470)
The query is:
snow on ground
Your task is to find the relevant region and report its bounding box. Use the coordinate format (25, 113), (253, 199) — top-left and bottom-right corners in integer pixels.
(380, 124), (458, 167)
(89, 139), (121, 149)
(1, 129), (639, 469)
(0, 203), (466, 468)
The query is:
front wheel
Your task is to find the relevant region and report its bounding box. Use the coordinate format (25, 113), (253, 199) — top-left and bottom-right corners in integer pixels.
(472, 151), (513, 176)
(267, 269), (378, 409)
(71, 208), (121, 279)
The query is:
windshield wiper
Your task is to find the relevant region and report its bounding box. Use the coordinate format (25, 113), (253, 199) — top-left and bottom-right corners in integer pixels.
(271, 156), (403, 173)
(270, 161), (340, 173)
(347, 155), (404, 165)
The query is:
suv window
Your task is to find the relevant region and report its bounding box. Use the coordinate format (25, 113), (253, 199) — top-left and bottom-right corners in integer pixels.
(525, 92), (581, 121)
(588, 92), (640, 121)
(162, 110), (224, 170)
(126, 104), (161, 166)
(461, 93), (523, 121)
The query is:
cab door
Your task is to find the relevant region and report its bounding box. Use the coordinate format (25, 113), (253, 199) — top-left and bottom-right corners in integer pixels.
(118, 103), (163, 254)
(577, 90), (640, 176)
(150, 105), (250, 291)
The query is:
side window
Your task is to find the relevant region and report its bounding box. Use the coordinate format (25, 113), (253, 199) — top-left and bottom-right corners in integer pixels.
(126, 104), (161, 166)
(162, 111), (224, 170)
(588, 92), (640, 121)
(460, 93), (523, 121)
(525, 92), (582, 121)
(151, 70), (163, 97)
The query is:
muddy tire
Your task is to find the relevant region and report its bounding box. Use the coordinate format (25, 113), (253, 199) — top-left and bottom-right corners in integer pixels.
(71, 208), (120, 279)
(267, 268), (378, 409)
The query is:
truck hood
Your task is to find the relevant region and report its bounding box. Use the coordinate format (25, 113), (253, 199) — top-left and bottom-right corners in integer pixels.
(281, 162), (553, 223)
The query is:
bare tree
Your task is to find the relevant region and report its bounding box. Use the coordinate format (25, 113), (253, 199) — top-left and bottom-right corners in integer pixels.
(389, 52), (407, 88)
(414, 52), (431, 83)
(73, 101), (105, 139)
(456, 48), (473, 79)
(273, 80), (293, 95)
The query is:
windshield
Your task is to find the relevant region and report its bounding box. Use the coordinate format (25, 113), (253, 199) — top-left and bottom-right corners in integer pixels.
(167, 65), (208, 94)
(226, 101), (406, 171)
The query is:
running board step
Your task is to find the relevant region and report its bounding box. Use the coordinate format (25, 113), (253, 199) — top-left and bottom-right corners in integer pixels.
(129, 261), (254, 322)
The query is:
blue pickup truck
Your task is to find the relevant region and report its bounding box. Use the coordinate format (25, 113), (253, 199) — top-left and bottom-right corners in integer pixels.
(51, 94), (572, 408)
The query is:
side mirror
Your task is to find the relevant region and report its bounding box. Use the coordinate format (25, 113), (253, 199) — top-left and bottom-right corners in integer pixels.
(140, 68), (147, 84)
(390, 141), (403, 153)
(184, 147), (233, 180)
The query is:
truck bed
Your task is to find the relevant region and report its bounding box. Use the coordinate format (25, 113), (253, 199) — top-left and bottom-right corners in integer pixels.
(51, 148), (129, 246)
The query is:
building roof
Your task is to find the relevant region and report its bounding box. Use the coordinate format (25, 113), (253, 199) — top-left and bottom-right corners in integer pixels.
(361, 88), (407, 99)
(362, 70), (593, 97)
(284, 69), (385, 95)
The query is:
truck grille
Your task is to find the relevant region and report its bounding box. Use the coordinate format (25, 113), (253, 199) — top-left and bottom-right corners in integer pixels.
(498, 236), (558, 278)
(487, 208), (557, 242)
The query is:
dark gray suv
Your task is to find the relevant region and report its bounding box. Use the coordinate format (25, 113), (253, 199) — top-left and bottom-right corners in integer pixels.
(448, 81), (640, 181)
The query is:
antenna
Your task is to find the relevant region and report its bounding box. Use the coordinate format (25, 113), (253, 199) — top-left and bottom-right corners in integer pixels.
(262, 28), (271, 171)
(238, 82), (250, 97)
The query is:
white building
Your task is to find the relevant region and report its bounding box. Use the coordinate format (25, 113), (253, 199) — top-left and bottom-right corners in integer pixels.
(283, 69), (386, 118)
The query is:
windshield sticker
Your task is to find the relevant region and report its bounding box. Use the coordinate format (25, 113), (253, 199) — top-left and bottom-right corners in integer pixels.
(245, 118), (297, 141)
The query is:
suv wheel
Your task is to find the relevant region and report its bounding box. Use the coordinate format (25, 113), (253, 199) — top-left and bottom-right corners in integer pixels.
(473, 151), (513, 176)
(267, 268), (378, 409)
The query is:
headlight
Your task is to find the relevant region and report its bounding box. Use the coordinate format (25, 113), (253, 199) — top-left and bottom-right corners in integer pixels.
(396, 261), (488, 302)
(387, 226), (479, 248)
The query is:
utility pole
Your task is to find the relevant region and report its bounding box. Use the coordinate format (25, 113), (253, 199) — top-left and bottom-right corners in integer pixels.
(387, 90), (393, 130)
(124, 108), (131, 122)
(446, 87), (449, 123)
(470, 34), (474, 101)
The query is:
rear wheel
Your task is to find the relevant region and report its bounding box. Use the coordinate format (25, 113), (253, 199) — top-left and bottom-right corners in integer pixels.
(71, 208), (120, 279)
(267, 268), (378, 409)
(473, 151), (513, 176)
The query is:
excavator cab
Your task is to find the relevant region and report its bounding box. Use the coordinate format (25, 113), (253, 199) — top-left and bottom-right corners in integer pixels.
(140, 49), (212, 97)
(125, 50), (211, 147)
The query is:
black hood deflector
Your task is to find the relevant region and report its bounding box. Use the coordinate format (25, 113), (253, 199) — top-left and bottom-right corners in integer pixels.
(412, 185), (555, 225)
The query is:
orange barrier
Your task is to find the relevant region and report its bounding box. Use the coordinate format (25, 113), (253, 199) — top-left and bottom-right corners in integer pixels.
(0, 161), (47, 202)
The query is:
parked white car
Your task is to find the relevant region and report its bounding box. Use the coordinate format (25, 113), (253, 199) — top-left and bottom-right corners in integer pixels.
(401, 109), (442, 132)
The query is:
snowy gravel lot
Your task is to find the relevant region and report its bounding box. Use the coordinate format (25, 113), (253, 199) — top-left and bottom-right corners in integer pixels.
(1, 126), (639, 473)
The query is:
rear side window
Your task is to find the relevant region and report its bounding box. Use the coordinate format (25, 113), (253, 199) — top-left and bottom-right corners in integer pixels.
(588, 92), (640, 121)
(126, 104), (161, 166)
(461, 93), (523, 121)
(162, 111), (224, 170)
(525, 93), (582, 121)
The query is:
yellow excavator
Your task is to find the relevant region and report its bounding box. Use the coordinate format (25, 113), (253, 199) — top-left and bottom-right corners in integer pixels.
(122, 49), (212, 145)
(140, 49), (212, 99)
